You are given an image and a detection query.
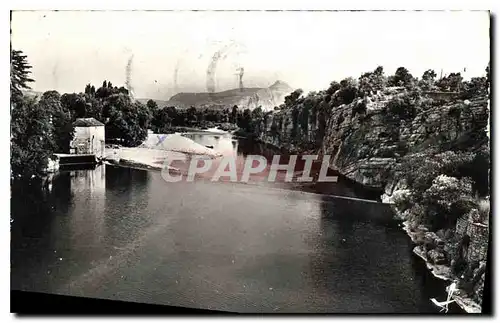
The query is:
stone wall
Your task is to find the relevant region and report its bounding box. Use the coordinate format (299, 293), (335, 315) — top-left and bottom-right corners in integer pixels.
(466, 222), (489, 264)
(455, 208), (489, 266)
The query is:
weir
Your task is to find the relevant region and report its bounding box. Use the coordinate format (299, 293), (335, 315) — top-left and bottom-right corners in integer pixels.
(53, 153), (98, 166)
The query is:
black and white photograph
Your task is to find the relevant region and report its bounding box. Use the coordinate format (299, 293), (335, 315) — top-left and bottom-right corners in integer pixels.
(9, 8), (492, 315)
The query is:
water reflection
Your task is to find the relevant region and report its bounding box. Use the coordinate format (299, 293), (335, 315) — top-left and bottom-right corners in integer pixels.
(104, 166), (152, 249)
(11, 134), (461, 313)
(304, 197), (416, 312)
(181, 133), (379, 200)
(301, 195), (462, 313)
(66, 165), (107, 252)
(70, 164), (106, 195)
(11, 177), (67, 292)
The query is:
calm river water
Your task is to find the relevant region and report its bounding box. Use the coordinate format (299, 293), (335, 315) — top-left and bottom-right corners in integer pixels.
(11, 132), (462, 313)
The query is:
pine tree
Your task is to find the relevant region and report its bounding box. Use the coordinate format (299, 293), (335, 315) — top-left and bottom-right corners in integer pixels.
(10, 49), (34, 100)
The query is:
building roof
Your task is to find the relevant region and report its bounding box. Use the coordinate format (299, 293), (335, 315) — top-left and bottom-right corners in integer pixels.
(73, 118), (105, 127)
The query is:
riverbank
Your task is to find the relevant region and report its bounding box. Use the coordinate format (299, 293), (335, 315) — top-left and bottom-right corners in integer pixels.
(255, 132), (486, 313)
(12, 161), (451, 313)
(104, 128), (487, 314)
(254, 85), (489, 314)
(12, 130), (470, 313)
(153, 124), (237, 135)
(399, 212), (484, 313)
(103, 133), (223, 171)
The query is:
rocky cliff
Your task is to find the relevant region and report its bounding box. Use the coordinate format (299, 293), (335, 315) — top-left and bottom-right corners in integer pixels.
(258, 87), (488, 191)
(321, 89), (489, 188)
(257, 86), (490, 312)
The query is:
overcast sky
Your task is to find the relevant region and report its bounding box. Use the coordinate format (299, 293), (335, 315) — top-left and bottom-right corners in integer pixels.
(11, 10), (490, 100)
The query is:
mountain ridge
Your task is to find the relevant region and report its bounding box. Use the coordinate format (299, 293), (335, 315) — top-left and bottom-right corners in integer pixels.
(162, 80), (294, 111)
(21, 80), (295, 112)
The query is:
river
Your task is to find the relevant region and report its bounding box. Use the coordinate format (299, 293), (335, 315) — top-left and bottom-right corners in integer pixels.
(11, 132), (462, 313)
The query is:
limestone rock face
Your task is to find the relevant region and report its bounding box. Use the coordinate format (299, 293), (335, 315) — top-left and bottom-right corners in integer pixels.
(236, 81), (294, 112)
(258, 104), (319, 153)
(256, 87), (490, 312)
(258, 88), (489, 192)
(320, 92), (489, 190)
(428, 249), (447, 265)
(166, 80), (294, 112)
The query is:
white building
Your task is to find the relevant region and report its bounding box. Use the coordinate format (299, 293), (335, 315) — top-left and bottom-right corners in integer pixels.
(70, 118), (105, 158)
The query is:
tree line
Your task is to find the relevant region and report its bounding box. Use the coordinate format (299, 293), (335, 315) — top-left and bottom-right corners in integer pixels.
(11, 50), (155, 180)
(256, 65), (490, 150)
(149, 102), (263, 136)
(9, 49), (261, 180)
(10, 48), (489, 181)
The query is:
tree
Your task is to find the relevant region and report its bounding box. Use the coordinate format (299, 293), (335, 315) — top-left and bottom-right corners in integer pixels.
(10, 51), (58, 180)
(11, 96), (55, 179)
(422, 69), (437, 81)
(436, 73), (463, 92)
(230, 105), (238, 124)
(151, 107), (173, 133)
(374, 66), (384, 76)
(102, 94), (151, 146)
(358, 66), (387, 97)
(85, 84), (92, 95)
(83, 83), (97, 97)
(61, 93), (87, 118)
(39, 91), (74, 153)
(384, 93), (418, 121)
(52, 107), (74, 153)
(423, 175), (475, 230)
(461, 77), (488, 99)
(10, 49), (35, 101)
(389, 67), (415, 87)
(419, 69), (437, 91)
(284, 89), (303, 106)
(331, 78), (358, 106)
(239, 108), (253, 133)
(84, 94), (103, 121)
(326, 81), (341, 97)
(117, 86), (129, 96)
(131, 101), (152, 140)
(165, 106), (178, 123)
(146, 99), (158, 110)
(251, 107), (264, 135)
(186, 106), (198, 125)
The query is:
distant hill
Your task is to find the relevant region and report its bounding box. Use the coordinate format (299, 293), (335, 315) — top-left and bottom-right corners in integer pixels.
(160, 80), (294, 111)
(21, 80), (294, 112)
(136, 98), (171, 107)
